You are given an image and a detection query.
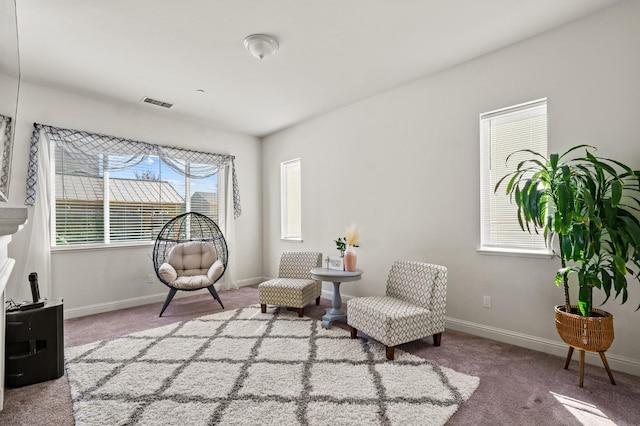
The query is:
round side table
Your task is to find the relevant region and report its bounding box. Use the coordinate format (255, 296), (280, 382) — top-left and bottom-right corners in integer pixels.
(310, 267), (363, 329)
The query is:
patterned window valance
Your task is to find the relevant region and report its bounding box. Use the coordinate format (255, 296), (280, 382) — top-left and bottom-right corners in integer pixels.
(25, 123), (241, 218)
(1, 115), (13, 197)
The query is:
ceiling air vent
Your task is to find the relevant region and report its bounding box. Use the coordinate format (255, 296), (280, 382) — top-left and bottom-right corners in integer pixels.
(141, 97), (173, 109)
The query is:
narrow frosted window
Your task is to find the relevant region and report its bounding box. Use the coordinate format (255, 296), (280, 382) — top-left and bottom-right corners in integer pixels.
(281, 159), (302, 240)
(480, 99), (548, 252)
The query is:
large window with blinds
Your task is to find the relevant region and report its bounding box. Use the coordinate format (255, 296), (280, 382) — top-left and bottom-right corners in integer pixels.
(281, 158), (302, 240)
(53, 150), (220, 246)
(480, 99), (549, 253)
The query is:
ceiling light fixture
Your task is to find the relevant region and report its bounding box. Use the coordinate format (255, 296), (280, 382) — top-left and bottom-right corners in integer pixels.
(244, 34), (278, 60)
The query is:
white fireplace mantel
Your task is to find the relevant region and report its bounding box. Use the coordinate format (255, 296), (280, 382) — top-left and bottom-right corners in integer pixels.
(0, 207), (28, 411)
(0, 208), (29, 238)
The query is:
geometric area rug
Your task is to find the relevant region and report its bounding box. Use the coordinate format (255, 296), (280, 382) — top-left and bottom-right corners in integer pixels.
(65, 305), (479, 425)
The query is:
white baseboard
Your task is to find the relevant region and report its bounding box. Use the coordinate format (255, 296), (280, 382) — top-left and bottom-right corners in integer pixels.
(322, 288), (639, 376)
(64, 293), (173, 319)
(64, 277), (265, 319)
(322, 287), (354, 302)
(236, 277), (265, 287)
(445, 316), (640, 377)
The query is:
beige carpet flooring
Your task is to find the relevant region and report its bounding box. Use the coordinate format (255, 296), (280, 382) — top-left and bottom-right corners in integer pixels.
(1, 285), (640, 425)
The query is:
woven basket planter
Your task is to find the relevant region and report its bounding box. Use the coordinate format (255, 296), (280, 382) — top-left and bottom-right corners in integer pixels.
(554, 305), (614, 352)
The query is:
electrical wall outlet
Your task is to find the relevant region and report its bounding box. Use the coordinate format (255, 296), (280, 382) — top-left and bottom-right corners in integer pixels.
(483, 295), (491, 308)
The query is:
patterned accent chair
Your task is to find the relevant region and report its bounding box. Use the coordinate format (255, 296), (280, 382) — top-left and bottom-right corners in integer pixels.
(347, 260), (447, 360)
(259, 252), (323, 317)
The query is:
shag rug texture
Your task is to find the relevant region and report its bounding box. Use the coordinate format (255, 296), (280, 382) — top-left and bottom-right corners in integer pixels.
(65, 305), (479, 425)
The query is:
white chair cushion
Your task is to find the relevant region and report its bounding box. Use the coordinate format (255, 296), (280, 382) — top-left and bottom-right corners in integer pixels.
(207, 259), (225, 282)
(159, 243), (225, 290)
(158, 262), (178, 283)
(167, 241), (218, 276)
(172, 275), (214, 290)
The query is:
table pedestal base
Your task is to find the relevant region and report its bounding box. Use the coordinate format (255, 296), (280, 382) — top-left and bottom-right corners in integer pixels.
(322, 308), (347, 329)
(322, 281), (345, 329)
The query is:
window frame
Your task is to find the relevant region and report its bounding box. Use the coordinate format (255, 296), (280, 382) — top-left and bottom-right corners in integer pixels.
(50, 149), (224, 250)
(280, 158), (302, 241)
(478, 98), (552, 257)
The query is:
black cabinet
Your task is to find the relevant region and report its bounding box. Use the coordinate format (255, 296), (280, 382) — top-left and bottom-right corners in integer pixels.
(5, 299), (64, 387)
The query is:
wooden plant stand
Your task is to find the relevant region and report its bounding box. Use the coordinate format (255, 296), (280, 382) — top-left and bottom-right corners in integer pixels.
(563, 346), (616, 388)
(555, 305), (616, 388)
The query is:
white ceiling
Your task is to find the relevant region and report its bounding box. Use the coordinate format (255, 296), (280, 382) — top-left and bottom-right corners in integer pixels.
(16, 0), (623, 137)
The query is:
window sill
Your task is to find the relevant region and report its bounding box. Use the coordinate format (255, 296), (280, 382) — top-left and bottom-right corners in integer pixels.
(281, 237), (303, 242)
(51, 241), (153, 253)
(477, 247), (554, 259)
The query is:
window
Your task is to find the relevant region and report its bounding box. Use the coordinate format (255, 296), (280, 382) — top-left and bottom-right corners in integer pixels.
(480, 99), (548, 253)
(53, 151), (220, 246)
(281, 158), (302, 240)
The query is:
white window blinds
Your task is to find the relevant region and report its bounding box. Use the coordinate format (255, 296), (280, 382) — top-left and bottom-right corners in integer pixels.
(54, 153), (219, 246)
(480, 99), (548, 252)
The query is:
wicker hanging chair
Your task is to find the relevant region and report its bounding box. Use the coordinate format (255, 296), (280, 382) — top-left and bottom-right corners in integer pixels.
(153, 212), (228, 317)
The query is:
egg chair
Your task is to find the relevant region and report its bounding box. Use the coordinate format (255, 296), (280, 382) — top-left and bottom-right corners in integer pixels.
(153, 212), (228, 317)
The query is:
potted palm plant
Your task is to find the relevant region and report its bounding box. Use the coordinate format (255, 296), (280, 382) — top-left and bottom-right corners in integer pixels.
(495, 144), (640, 386)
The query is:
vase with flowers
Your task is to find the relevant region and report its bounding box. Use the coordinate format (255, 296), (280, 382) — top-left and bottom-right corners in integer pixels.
(344, 224), (360, 272)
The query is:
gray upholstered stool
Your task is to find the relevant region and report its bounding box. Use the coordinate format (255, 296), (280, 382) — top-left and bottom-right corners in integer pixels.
(259, 252), (322, 317)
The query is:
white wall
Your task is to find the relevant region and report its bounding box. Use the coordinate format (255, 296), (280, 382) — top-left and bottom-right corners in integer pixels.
(6, 82), (263, 315)
(262, 1), (640, 374)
